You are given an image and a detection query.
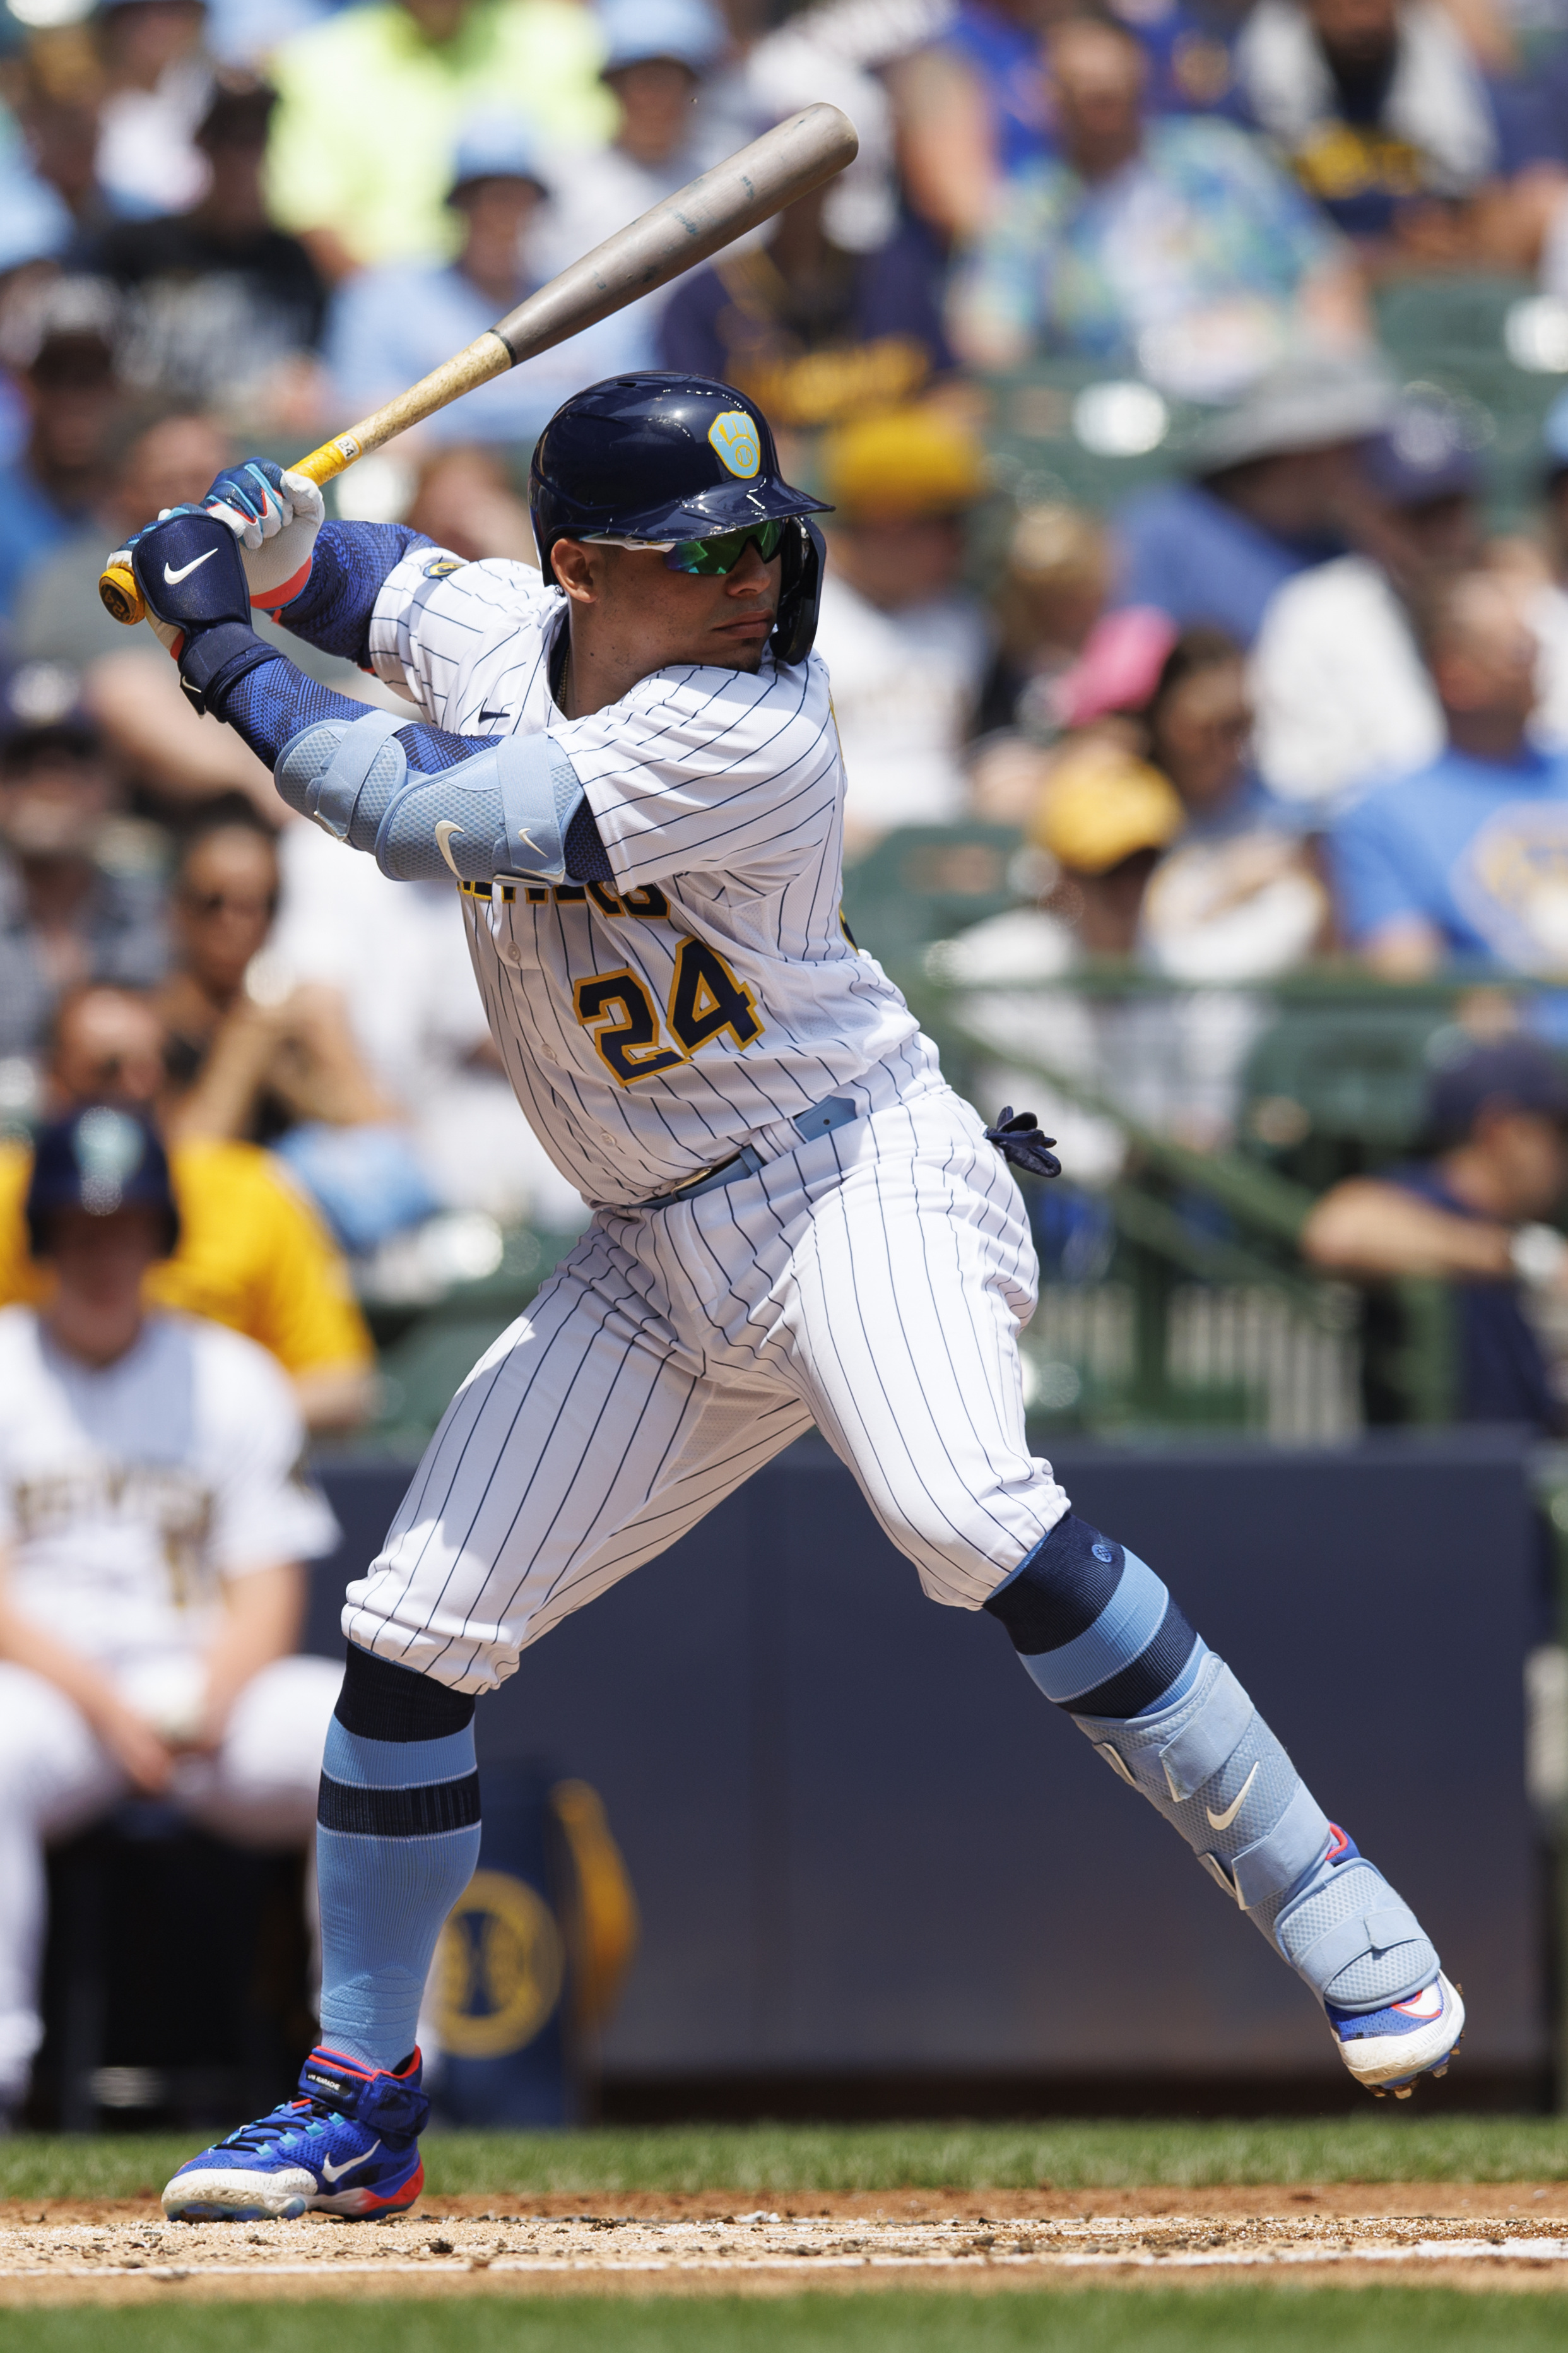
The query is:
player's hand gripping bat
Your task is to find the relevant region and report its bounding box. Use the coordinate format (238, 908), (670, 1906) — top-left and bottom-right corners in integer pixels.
(98, 102), (858, 627)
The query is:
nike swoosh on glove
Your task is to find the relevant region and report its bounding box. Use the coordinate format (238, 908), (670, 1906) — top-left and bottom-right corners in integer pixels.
(201, 457), (325, 613)
(983, 1106), (1062, 1180)
(126, 509), (277, 715)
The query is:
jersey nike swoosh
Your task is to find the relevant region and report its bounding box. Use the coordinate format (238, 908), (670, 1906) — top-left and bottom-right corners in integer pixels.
(319, 2140), (380, 2183)
(163, 548), (218, 584)
(1206, 1761), (1259, 1832)
(478, 708), (510, 723)
(434, 819), (463, 879)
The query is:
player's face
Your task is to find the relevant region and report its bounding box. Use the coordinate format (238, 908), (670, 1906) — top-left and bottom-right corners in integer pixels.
(553, 536), (782, 679)
(45, 1205), (166, 1298)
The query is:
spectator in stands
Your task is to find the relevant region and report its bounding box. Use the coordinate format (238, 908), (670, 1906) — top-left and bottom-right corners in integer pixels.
(324, 115), (641, 451)
(885, 0), (1052, 250)
(531, 0), (731, 336)
(1111, 347), (1394, 646)
(95, 0), (216, 222)
(973, 501), (1112, 759)
(18, 408), (233, 668)
(0, 668), (166, 1066)
(1234, 0), (1499, 254)
(1511, 386), (1568, 752)
(0, 985), (376, 1431)
(404, 444), (537, 564)
(1330, 570), (1568, 977)
(155, 812), (396, 1150)
(811, 406), (993, 853)
(1303, 1036), (1568, 1430)
(88, 71), (327, 427)
(892, 0), (1246, 247)
(948, 14), (1367, 400)
(1136, 627), (1330, 977)
(0, 287), (121, 622)
(264, 0), (614, 280)
(1250, 394), (1486, 807)
(0, 1103), (341, 2126)
(657, 172), (955, 430)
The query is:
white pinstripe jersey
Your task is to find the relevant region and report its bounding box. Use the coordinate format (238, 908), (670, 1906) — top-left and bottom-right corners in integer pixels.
(366, 548), (920, 1210)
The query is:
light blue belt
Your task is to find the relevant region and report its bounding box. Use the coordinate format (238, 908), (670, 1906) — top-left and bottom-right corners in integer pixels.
(639, 1094), (859, 1210)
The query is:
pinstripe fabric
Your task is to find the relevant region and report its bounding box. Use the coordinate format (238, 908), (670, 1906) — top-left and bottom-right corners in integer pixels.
(343, 1060), (1070, 1690)
(362, 548), (918, 1210)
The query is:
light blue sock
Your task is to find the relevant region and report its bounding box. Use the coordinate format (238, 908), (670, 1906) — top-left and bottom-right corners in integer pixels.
(315, 1716), (482, 2072)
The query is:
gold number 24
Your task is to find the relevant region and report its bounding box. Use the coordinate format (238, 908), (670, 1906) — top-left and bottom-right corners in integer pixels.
(574, 936), (763, 1087)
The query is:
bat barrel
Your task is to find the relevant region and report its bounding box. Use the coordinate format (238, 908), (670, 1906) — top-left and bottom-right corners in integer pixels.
(492, 104), (859, 368)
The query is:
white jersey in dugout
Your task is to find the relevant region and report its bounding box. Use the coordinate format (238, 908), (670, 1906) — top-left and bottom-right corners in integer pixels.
(366, 549), (920, 1210)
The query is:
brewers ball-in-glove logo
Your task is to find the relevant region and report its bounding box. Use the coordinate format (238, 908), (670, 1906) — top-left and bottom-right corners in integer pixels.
(432, 1868), (564, 2058)
(708, 411), (761, 478)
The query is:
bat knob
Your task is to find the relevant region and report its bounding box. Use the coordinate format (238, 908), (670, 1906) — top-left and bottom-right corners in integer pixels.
(98, 562), (144, 626)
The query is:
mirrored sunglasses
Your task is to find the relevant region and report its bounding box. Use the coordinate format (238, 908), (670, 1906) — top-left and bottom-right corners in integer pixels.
(588, 521), (789, 576)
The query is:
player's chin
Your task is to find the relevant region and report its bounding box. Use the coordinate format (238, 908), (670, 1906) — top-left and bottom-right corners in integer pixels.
(707, 618), (774, 672)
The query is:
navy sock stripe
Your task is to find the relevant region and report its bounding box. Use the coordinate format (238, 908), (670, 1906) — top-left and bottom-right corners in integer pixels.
(1071, 1602), (1198, 1719)
(983, 1514), (1123, 1654)
(317, 1770), (481, 1836)
(334, 1642), (475, 1741)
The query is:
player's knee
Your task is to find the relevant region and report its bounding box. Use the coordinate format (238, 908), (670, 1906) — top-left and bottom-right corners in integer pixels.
(982, 1512), (1197, 1713)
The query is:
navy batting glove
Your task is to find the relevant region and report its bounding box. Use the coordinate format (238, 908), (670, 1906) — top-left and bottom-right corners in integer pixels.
(984, 1106), (1062, 1180)
(127, 510), (276, 715)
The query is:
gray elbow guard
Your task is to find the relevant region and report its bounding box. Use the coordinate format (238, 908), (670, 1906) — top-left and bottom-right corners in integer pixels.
(275, 712), (582, 885)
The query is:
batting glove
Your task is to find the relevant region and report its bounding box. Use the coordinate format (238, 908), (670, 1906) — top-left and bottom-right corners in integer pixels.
(984, 1106), (1062, 1180)
(199, 456), (325, 612)
(125, 509), (277, 715)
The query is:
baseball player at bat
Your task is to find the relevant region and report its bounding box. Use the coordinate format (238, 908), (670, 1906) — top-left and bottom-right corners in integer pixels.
(117, 374), (1460, 2224)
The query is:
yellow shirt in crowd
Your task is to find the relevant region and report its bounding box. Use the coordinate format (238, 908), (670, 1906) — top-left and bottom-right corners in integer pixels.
(0, 1137), (374, 1380)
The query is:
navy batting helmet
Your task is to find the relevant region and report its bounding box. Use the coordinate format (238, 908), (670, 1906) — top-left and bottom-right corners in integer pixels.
(529, 372), (832, 664)
(25, 1106), (179, 1260)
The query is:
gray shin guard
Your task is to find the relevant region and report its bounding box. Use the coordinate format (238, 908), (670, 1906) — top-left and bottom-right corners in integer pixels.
(1071, 1651), (1437, 2012)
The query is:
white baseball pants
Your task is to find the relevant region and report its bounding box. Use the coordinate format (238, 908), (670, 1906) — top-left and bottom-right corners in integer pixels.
(346, 1052), (1071, 1691)
(0, 1654), (342, 2107)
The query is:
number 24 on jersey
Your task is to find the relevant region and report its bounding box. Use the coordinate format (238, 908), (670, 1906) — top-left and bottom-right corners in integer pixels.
(575, 935), (763, 1087)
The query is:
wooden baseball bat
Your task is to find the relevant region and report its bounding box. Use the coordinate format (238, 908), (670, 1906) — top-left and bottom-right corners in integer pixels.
(98, 102), (858, 625)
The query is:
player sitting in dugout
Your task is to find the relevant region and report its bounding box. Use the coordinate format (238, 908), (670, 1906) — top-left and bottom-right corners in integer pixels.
(0, 1108), (343, 2125)
(0, 983), (375, 1434)
(107, 376), (1461, 2226)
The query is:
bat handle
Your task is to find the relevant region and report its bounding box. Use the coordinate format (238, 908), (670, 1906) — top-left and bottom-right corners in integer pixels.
(95, 430), (363, 625)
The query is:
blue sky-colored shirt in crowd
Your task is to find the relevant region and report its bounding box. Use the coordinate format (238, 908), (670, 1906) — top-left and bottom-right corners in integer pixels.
(1111, 478), (1339, 646)
(0, 462), (83, 624)
(1331, 743), (1568, 969)
(322, 263), (649, 450)
(951, 117), (1337, 388)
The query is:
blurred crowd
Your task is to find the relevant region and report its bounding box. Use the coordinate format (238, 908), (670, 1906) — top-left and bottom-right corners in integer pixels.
(5, 0), (1568, 1438)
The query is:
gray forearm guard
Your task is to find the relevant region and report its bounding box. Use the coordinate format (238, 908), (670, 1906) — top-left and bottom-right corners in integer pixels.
(274, 708), (584, 885)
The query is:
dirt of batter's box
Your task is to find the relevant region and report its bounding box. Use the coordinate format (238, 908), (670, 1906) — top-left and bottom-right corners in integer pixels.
(9, 2184), (1568, 2229)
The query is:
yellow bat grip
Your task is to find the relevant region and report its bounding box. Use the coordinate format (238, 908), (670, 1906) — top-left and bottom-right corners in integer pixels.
(95, 431), (363, 625)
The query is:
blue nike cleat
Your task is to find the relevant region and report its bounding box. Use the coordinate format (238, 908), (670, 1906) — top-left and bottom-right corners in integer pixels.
(162, 2046), (428, 2220)
(1328, 1973), (1465, 2098)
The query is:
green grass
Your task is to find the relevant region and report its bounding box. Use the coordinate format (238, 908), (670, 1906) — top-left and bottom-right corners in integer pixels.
(9, 2118), (1568, 2203)
(4, 2292), (1568, 2353)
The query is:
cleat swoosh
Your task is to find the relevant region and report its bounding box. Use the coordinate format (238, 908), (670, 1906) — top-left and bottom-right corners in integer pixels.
(1205, 1760), (1259, 1832)
(320, 2140), (380, 2183)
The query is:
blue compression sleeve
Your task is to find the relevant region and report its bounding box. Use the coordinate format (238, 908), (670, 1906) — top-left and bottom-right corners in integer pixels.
(273, 521), (435, 665)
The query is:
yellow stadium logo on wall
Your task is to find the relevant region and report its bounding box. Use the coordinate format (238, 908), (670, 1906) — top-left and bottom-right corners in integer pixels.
(432, 1869), (564, 2058)
(708, 411), (761, 478)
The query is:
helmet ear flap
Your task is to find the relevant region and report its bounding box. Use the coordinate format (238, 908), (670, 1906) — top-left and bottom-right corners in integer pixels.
(770, 518), (825, 667)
